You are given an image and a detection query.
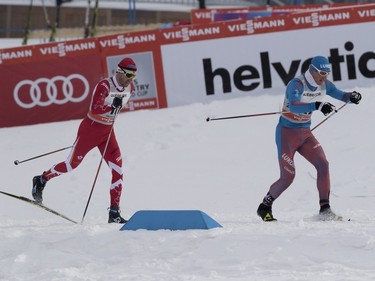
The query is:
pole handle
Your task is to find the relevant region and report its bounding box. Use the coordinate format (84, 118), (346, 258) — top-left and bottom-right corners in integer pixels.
(312, 102), (348, 131)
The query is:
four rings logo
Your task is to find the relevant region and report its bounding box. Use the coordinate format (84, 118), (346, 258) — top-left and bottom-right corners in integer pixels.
(13, 74), (90, 109)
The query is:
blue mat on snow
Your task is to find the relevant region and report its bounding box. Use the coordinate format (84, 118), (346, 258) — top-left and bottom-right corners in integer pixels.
(120, 210), (222, 231)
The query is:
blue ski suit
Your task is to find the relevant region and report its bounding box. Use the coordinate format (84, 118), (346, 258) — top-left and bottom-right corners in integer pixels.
(268, 70), (351, 206)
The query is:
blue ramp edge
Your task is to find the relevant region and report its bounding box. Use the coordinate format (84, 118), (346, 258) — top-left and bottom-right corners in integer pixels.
(120, 210), (222, 231)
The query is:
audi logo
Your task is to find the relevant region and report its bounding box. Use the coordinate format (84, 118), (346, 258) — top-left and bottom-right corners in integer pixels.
(13, 74), (90, 109)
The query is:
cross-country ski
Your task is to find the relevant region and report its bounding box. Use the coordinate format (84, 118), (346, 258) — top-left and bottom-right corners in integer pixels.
(0, 190), (77, 224)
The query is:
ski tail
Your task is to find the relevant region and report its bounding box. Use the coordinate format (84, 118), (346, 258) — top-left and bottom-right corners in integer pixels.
(0, 190), (77, 224)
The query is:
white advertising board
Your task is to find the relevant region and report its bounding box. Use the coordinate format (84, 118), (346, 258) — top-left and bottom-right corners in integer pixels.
(161, 22), (375, 107)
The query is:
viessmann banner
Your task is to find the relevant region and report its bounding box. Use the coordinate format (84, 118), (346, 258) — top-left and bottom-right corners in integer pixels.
(0, 3), (374, 127)
(190, 3), (364, 24)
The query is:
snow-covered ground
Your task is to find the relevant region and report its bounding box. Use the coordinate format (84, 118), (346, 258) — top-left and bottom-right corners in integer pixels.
(1, 81), (374, 280)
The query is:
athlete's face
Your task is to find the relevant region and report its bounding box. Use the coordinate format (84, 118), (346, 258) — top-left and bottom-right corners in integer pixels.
(116, 69), (136, 88)
(310, 64), (330, 85)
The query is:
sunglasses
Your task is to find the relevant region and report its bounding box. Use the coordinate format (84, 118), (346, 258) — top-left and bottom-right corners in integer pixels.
(120, 67), (136, 79)
(311, 64), (330, 77)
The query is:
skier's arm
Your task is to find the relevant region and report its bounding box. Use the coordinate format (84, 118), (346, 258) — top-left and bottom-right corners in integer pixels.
(325, 81), (351, 102)
(91, 80), (112, 114)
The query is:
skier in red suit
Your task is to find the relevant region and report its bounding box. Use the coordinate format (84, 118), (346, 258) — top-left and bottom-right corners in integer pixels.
(32, 57), (137, 223)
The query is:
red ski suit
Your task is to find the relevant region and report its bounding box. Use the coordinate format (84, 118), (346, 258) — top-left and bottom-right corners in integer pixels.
(43, 76), (132, 207)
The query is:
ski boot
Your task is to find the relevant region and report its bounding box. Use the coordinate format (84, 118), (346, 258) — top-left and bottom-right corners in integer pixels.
(32, 175), (46, 204)
(257, 203), (277, 221)
(108, 206), (127, 224)
(319, 204), (343, 221)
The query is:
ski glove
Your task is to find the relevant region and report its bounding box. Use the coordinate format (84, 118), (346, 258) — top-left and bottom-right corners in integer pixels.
(111, 97), (123, 114)
(349, 91), (362, 104)
(316, 102), (336, 116)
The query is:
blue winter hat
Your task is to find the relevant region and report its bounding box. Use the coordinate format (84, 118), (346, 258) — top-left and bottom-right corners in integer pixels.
(311, 56), (331, 72)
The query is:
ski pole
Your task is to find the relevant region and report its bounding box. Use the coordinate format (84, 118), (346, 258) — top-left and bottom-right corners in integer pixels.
(206, 111), (284, 122)
(312, 102), (348, 132)
(81, 109), (120, 224)
(90, 0), (100, 37)
(83, 0), (91, 38)
(41, 0), (51, 28)
(22, 0), (34, 45)
(14, 146), (73, 165)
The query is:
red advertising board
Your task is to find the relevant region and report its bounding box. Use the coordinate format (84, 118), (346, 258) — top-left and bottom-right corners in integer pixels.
(0, 39), (102, 127)
(0, 30), (169, 127)
(162, 4), (375, 44)
(190, 2), (366, 24)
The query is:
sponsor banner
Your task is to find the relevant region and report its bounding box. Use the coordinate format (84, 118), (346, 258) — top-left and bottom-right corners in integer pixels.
(0, 30), (169, 127)
(0, 52), (102, 127)
(106, 52), (159, 110)
(161, 22), (375, 107)
(125, 98), (159, 111)
(0, 38), (99, 65)
(190, 3), (366, 24)
(0, 45), (37, 65)
(98, 31), (168, 109)
(290, 4), (375, 28)
(164, 4), (375, 44)
(97, 31), (159, 53)
(35, 38), (99, 60)
(0, 38), (102, 127)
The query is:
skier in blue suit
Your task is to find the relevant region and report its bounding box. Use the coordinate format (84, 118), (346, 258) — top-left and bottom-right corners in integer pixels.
(257, 56), (362, 221)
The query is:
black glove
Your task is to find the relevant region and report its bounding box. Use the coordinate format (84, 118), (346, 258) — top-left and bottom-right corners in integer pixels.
(316, 102), (336, 116)
(111, 97), (123, 114)
(349, 91), (361, 104)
